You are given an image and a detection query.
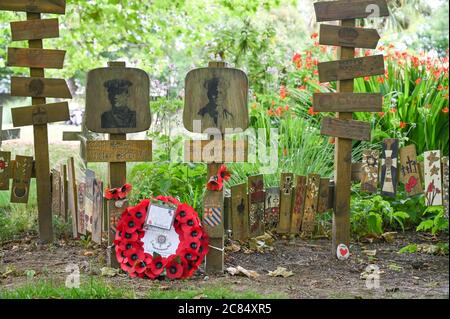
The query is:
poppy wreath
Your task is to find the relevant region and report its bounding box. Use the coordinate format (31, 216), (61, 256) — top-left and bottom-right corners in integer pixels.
(114, 195), (209, 280)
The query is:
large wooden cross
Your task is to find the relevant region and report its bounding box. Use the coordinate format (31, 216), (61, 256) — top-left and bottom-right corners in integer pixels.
(313, 0), (389, 256)
(84, 61), (152, 267)
(1, 0), (71, 243)
(183, 61), (248, 273)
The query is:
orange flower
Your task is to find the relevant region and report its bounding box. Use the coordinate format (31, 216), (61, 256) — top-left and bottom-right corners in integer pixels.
(415, 78), (422, 85)
(280, 85), (287, 99)
(267, 109), (274, 116)
(378, 112), (385, 117)
(251, 103), (257, 110)
(275, 106), (283, 116)
(399, 121), (407, 129)
(390, 108), (397, 114)
(308, 106), (318, 116)
(311, 32), (318, 39)
(443, 107), (449, 113)
(328, 137), (335, 145)
(377, 77), (385, 84)
(364, 76), (370, 82)
(284, 105), (289, 111)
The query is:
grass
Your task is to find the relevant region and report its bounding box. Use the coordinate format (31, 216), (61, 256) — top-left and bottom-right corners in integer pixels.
(0, 277), (282, 299)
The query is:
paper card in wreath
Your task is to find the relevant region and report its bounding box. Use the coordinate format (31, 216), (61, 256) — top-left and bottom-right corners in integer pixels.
(145, 203), (176, 230)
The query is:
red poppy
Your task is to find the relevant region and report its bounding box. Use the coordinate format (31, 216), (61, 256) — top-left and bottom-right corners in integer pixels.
(104, 187), (121, 200)
(399, 121), (407, 129)
(124, 247), (145, 265)
(135, 255), (152, 274)
(149, 255), (166, 276)
(119, 183), (132, 198)
(442, 107), (449, 113)
(122, 215), (142, 233)
(405, 176), (418, 193)
(181, 218), (200, 233)
(206, 175), (223, 191)
(120, 262), (136, 274)
(165, 257), (184, 280)
(218, 164), (231, 181)
(115, 246), (128, 264)
(176, 204), (195, 223)
(181, 247), (200, 263)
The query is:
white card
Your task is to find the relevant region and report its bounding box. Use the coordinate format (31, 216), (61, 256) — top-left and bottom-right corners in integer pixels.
(146, 204), (175, 230)
(142, 226), (180, 258)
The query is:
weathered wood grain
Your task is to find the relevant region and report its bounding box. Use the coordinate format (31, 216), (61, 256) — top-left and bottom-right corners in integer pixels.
(91, 178), (103, 244)
(277, 173), (294, 234)
(321, 117), (371, 141)
(231, 183), (249, 241)
(317, 178), (330, 213)
(0, 151), (12, 190)
(184, 139), (248, 163)
(318, 55), (385, 83)
(314, 0), (389, 22)
(84, 169), (95, 235)
(86, 140), (152, 163)
(7, 47), (65, 69)
(399, 144), (422, 197)
(361, 150), (379, 193)
(85, 65), (151, 134)
(223, 193), (232, 235)
(290, 175), (306, 234)
(313, 93), (382, 112)
(248, 174), (265, 238)
(67, 157), (78, 238)
(301, 174), (321, 237)
(10, 155), (33, 203)
(51, 169), (61, 217)
(11, 102), (69, 127)
(442, 157), (449, 219)
(10, 18), (59, 41)
(0, 0), (66, 14)
(264, 187), (280, 230)
(11, 76), (71, 98)
(380, 138), (399, 197)
(60, 163), (68, 221)
(184, 67), (249, 133)
(424, 150), (443, 206)
(319, 24), (380, 49)
(77, 182), (86, 236)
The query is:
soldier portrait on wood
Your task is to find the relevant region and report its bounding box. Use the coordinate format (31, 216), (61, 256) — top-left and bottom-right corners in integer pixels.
(101, 79), (136, 129)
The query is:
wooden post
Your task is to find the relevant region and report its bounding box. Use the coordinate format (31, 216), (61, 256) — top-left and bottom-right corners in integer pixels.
(313, 0), (389, 256)
(2, 2), (71, 243)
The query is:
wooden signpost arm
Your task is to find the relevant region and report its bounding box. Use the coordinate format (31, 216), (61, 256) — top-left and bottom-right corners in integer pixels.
(332, 19), (356, 253)
(28, 12), (53, 243)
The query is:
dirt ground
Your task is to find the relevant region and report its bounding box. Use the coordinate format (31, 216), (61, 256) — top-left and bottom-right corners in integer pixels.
(0, 230), (448, 299)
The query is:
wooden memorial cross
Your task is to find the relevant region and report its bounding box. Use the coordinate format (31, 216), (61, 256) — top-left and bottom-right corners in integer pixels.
(84, 61), (151, 267)
(183, 61), (249, 273)
(313, 0), (389, 255)
(1, 106), (21, 147)
(2, 0), (71, 243)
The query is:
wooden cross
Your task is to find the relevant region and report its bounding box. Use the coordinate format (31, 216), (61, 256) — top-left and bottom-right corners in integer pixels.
(313, 0), (389, 256)
(2, 0), (71, 243)
(183, 61), (249, 274)
(0, 106), (21, 148)
(84, 61), (152, 268)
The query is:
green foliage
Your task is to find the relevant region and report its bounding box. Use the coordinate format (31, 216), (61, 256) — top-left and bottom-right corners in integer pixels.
(416, 206), (448, 235)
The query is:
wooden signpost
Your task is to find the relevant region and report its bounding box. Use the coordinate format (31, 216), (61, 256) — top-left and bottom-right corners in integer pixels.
(85, 61), (151, 267)
(183, 61), (249, 273)
(399, 145), (422, 197)
(380, 138), (399, 197)
(277, 172), (294, 234)
(424, 150), (443, 207)
(248, 175), (265, 238)
(2, 1), (71, 242)
(314, 0), (389, 255)
(290, 176), (306, 234)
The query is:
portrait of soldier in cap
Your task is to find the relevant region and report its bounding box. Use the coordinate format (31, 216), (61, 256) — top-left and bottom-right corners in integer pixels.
(101, 79), (137, 128)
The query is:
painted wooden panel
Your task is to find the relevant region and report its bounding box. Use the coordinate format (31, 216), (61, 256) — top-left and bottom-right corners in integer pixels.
(51, 169), (61, 217)
(7, 47), (66, 69)
(10, 155), (33, 203)
(0, 151), (12, 190)
(319, 24), (380, 49)
(317, 178), (330, 213)
(314, 0), (389, 22)
(60, 164), (68, 221)
(10, 18), (59, 41)
(424, 151), (443, 206)
(84, 169), (95, 234)
(203, 190), (224, 238)
(77, 182), (86, 235)
(67, 157), (78, 238)
(301, 174), (320, 237)
(313, 93), (382, 112)
(264, 187), (280, 230)
(380, 139), (399, 197)
(231, 183), (248, 241)
(290, 175), (306, 234)
(0, 0), (66, 14)
(399, 144), (422, 197)
(92, 178), (103, 244)
(86, 140), (152, 163)
(184, 67), (249, 133)
(248, 175), (265, 238)
(318, 55), (385, 83)
(277, 173), (294, 234)
(85, 66), (151, 134)
(321, 117), (371, 141)
(11, 76), (71, 98)
(442, 157), (449, 219)
(11, 102), (69, 127)
(361, 150), (379, 193)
